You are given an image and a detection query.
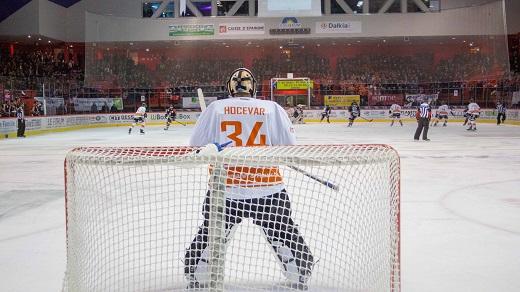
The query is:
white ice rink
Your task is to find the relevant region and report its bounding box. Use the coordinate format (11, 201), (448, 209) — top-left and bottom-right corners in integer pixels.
(1, 121), (519, 292)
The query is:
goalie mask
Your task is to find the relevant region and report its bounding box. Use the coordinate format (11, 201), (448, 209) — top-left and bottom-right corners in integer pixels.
(227, 68), (257, 97)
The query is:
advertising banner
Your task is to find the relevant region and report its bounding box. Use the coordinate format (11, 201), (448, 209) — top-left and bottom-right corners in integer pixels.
(274, 80), (312, 90)
(324, 95), (360, 107)
(218, 23), (265, 35)
(405, 94), (439, 107)
(315, 21), (362, 34)
(368, 94), (403, 106)
(182, 96), (218, 109)
(169, 24), (214, 36)
(269, 17), (311, 35)
(72, 98), (123, 112)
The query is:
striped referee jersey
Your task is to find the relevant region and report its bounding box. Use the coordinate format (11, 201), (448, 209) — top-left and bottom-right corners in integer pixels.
(418, 103), (431, 118)
(497, 104), (506, 114)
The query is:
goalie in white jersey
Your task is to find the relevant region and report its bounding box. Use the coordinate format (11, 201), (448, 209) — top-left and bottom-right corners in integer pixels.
(389, 104), (403, 126)
(128, 103), (147, 134)
(186, 68), (314, 289)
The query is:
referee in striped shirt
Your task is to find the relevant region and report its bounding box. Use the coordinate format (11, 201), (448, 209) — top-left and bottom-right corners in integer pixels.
(414, 101), (431, 141)
(496, 101), (506, 125)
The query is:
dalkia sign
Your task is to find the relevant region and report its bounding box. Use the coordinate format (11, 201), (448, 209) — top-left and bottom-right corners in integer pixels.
(315, 21), (362, 33)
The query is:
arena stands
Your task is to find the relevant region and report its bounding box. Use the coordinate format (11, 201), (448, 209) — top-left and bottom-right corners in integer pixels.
(1, 42), (520, 113)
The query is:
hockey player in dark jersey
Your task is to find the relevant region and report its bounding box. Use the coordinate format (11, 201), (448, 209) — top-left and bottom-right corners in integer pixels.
(347, 101), (360, 127)
(320, 105), (332, 123)
(164, 105), (177, 130)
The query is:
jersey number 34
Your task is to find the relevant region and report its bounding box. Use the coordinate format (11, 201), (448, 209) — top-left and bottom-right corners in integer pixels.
(221, 121), (266, 146)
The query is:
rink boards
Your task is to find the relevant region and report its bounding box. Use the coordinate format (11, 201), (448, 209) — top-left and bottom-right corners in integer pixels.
(1, 109), (519, 139)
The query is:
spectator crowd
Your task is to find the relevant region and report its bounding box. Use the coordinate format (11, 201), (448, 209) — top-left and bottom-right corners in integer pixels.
(1, 44), (520, 115)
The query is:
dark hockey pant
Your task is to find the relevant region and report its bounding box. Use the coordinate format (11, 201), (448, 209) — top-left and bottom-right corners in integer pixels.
(414, 117), (430, 140)
(320, 113), (329, 123)
(17, 119), (25, 137)
(497, 113), (506, 125)
(185, 189), (313, 282)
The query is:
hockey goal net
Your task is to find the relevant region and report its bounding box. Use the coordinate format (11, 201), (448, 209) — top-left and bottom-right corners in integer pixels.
(63, 144), (400, 292)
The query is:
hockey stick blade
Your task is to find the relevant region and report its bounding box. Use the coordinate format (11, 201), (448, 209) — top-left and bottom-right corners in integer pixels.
(175, 120), (187, 126)
(360, 116), (373, 122)
(197, 88), (206, 112)
(288, 165), (339, 191)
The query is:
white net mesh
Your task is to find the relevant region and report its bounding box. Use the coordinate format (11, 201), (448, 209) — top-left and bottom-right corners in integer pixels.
(63, 145), (400, 292)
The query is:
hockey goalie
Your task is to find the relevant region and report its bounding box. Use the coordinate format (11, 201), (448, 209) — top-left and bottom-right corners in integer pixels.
(185, 68), (314, 289)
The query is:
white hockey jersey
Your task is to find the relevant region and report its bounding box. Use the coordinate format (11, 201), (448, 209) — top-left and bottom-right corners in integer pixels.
(134, 106), (146, 118)
(390, 104), (401, 113)
(437, 105), (450, 115)
(467, 102), (480, 115)
(190, 97), (296, 199)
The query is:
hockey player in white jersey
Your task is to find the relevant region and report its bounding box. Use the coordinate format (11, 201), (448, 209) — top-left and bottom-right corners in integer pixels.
(431, 104), (451, 127)
(185, 68), (314, 289)
(466, 99), (480, 131)
(128, 103), (147, 134)
(389, 104), (403, 126)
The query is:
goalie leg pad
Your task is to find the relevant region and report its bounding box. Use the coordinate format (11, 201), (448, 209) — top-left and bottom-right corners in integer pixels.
(185, 192), (242, 285)
(250, 190), (314, 284)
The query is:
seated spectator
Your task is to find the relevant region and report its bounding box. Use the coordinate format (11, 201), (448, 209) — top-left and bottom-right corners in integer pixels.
(57, 103), (65, 115)
(110, 103), (118, 113)
(90, 103), (98, 113)
(101, 102), (109, 113)
(31, 101), (42, 116)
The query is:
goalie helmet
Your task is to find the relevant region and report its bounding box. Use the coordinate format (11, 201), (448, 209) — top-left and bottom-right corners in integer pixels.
(227, 67), (257, 97)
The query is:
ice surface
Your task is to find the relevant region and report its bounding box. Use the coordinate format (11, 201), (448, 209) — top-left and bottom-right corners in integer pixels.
(1, 121), (519, 292)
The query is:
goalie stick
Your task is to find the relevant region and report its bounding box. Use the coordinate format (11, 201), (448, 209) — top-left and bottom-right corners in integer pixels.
(195, 143), (339, 191)
(287, 165), (339, 191)
(197, 88), (206, 112)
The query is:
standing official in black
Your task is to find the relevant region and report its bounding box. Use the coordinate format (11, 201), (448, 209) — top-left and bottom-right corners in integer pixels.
(496, 102), (506, 125)
(414, 102), (431, 141)
(16, 105), (26, 138)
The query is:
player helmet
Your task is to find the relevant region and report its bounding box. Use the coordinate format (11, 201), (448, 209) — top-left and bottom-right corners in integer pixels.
(142, 103), (147, 108)
(227, 67), (257, 97)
